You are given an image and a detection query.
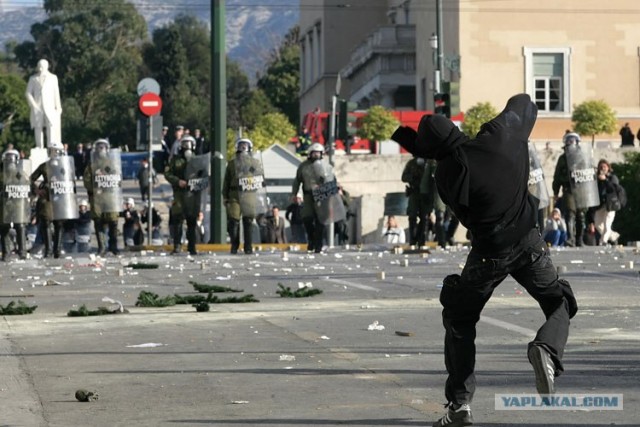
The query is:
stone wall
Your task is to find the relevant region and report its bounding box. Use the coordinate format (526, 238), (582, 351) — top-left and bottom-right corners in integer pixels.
(334, 142), (638, 244)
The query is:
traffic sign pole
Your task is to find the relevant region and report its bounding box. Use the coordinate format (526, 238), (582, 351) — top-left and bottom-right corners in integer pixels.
(138, 90), (163, 246)
(148, 115), (153, 246)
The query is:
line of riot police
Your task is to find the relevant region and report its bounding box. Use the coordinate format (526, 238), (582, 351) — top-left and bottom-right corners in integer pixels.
(1, 134), (350, 259)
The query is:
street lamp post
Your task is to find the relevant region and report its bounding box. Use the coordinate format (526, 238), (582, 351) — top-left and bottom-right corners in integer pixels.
(429, 33), (440, 94)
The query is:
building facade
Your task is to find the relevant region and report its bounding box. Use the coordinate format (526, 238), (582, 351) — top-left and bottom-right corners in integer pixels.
(299, 0), (390, 123)
(415, 0), (640, 140)
(340, 0), (417, 109)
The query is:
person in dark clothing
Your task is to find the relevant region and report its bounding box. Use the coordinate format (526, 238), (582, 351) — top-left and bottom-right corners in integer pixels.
(552, 133), (588, 247)
(194, 129), (208, 155)
(136, 158), (157, 202)
(392, 94), (578, 427)
(285, 196), (306, 243)
(72, 143), (87, 179)
(140, 202), (163, 244)
(619, 123), (634, 147)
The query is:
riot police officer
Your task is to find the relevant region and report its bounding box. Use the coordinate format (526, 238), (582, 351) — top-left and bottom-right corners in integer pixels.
(223, 138), (267, 254)
(165, 136), (203, 255)
(83, 139), (122, 255)
(1, 149), (28, 260)
(401, 155), (429, 247)
(30, 145), (76, 258)
(552, 132), (598, 247)
(291, 143), (346, 253)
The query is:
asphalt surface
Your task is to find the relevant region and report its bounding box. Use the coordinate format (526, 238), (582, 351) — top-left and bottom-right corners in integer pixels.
(1, 242), (639, 427)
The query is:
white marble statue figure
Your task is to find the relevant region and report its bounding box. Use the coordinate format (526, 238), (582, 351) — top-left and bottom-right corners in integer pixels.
(25, 59), (62, 149)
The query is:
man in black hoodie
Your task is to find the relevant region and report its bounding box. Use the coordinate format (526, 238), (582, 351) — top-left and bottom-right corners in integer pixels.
(392, 94), (577, 427)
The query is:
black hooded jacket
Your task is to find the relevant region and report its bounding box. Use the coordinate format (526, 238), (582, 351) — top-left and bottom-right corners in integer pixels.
(392, 94), (539, 253)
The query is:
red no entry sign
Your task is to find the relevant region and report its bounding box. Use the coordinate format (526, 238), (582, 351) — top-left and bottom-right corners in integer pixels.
(139, 92), (162, 116)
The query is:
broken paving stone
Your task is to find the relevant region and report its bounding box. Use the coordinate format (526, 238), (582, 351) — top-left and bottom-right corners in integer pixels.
(75, 389), (99, 402)
(367, 320), (385, 331)
(32, 279), (70, 287)
(279, 354), (296, 361)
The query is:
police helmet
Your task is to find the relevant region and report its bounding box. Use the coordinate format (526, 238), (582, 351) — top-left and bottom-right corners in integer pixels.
(125, 197), (135, 207)
(48, 145), (64, 158)
(235, 138), (253, 153)
(180, 136), (196, 152)
(308, 143), (324, 159)
(308, 143), (324, 154)
(2, 149), (20, 163)
(563, 132), (581, 145)
(79, 199), (89, 208)
(94, 138), (110, 151)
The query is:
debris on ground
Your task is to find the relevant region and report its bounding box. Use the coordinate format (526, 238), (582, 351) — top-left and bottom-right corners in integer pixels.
(367, 320), (385, 331)
(127, 262), (159, 269)
(67, 304), (129, 316)
(276, 283), (323, 298)
(0, 301), (38, 315)
(102, 297), (125, 313)
(75, 389), (99, 402)
(279, 354), (296, 361)
(135, 291), (176, 307)
(190, 281), (243, 293)
(126, 343), (165, 348)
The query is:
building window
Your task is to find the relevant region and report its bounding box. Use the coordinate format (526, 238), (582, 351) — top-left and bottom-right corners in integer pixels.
(524, 47), (571, 115)
(534, 76), (562, 111)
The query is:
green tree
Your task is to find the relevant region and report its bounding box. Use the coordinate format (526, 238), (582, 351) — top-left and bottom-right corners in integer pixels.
(461, 102), (498, 137)
(572, 99), (617, 145)
(257, 26), (300, 127)
(358, 105), (399, 143)
(226, 60), (251, 131)
(14, 0), (148, 146)
(611, 152), (640, 244)
(226, 112), (295, 158)
(143, 15), (210, 135)
(0, 73), (32, 152)
(240, 88), (276, 131)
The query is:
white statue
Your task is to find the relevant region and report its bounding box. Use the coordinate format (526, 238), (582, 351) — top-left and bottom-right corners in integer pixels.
(25, 59), (62, 149)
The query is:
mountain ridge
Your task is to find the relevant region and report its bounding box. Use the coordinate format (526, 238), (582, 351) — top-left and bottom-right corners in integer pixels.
(0, 0), (298, 80)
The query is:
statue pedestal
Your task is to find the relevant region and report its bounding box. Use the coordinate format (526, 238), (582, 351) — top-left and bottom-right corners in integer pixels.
(29, 147), (48, 174)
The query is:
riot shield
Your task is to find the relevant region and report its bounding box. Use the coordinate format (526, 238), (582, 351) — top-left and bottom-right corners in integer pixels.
(565, 144), (599, 209)
(46, 155), (79, 220)
(235, 152), (268, 218)
(527, 142), (549, 209)
(3, 159), (31, 224)
(310, 160), (346, 225)
(91, 149), (123, 215)
(184, 153), (211, 215)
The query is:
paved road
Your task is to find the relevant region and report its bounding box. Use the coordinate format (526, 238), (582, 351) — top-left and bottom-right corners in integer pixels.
(0, 245), (638, 426)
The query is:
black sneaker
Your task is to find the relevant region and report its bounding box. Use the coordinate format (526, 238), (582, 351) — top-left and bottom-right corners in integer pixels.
(433, 403), (473, 427)
(528, 345), (556, 394)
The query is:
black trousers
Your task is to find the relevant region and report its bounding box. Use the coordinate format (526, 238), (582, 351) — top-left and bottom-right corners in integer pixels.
(439, 228), (577, 405)
(303, 214), (324, 253)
